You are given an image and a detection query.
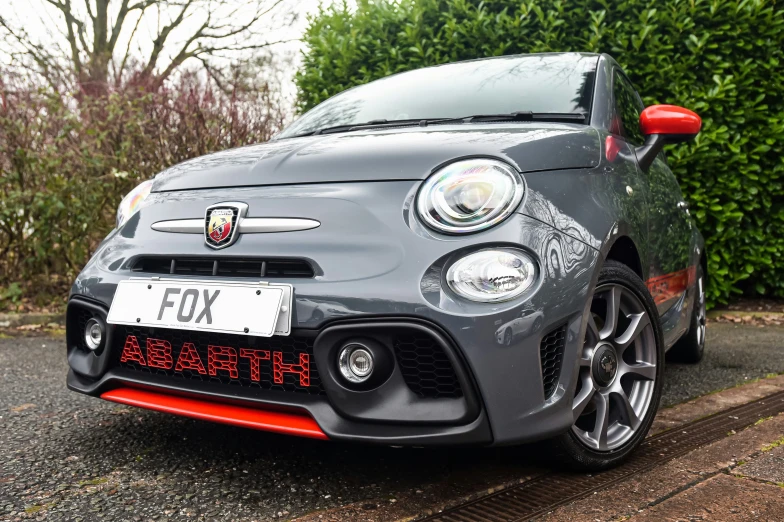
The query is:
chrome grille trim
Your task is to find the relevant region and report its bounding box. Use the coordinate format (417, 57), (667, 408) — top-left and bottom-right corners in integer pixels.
(152, 217), (321, 234)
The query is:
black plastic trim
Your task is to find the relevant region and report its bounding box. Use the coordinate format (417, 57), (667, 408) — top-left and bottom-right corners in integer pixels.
(65, 310), (492, 444)
(129, 254), (316, 278)
(314, 320), (480, 425)
(66, 296), (116, 379)
(66, 369), (493, 445)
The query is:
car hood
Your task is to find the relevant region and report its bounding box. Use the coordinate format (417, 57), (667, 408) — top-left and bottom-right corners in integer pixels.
(151, 123), (601, 192)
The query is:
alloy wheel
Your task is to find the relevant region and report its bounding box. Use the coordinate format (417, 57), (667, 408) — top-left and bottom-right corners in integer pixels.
(571, 283), (657, 451)
(695, 274), (706, 351)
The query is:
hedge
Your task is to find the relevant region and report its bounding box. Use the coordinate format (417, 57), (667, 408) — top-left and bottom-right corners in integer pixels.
(295, 0), (784, 306)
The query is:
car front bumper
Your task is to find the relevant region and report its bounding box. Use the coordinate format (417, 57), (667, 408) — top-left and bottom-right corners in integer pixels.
(66, 182), (600, 445)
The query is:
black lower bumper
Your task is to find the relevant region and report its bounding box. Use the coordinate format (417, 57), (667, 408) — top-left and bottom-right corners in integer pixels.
(66, 370), (492, 445)
(66, 297), (493, 445)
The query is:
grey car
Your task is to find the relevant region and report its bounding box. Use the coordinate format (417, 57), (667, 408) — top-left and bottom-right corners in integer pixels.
(66, 52), (706, 470)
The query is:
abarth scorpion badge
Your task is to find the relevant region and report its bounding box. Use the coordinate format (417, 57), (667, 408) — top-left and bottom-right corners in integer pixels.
(204, 202), (247, 249)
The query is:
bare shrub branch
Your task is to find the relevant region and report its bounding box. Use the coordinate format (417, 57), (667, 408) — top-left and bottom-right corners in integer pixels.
(1, 0), (296, 93)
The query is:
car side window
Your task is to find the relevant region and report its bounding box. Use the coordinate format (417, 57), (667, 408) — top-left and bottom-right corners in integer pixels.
(613, 71), (645, 145)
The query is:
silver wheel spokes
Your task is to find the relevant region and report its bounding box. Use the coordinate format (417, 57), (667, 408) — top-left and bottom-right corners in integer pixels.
(572, 284), (657, 451)
(696, 276), (706, 349)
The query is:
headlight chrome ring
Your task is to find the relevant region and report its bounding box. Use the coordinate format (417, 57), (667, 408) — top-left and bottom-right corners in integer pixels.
(446, 248), (537, 303)
(417, 158), (524, 234)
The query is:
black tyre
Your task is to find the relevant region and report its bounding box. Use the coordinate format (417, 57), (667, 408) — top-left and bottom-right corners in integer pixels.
(549, 260), (665, 471)
(667, 264), (706, 363)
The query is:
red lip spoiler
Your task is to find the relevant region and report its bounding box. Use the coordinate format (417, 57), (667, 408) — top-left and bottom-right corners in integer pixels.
(101, 387), (328, 440)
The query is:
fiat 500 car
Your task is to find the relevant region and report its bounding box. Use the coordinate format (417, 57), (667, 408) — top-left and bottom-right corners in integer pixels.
(66, 52), (706, 469)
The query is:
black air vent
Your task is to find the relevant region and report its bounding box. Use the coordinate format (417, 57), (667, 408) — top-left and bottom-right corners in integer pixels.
(540, 324), (567, 399)
(131, 257), (315, 278)
(393, 333), (463, 399)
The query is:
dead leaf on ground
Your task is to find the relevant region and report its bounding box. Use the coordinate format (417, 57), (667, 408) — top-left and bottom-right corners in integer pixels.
(16, 324), (42, 331)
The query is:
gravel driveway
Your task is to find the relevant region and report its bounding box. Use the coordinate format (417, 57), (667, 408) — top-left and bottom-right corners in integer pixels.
(1, 323), (783, 521)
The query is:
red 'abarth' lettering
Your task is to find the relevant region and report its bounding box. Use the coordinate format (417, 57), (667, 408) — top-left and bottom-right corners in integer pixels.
(147, 338), (173, 369)
(120, 335), (146, 365)
(175, 342), (206, 374)
(119, 336), (311, 386)
(239, 348), (270, 381)
(274, 352), (310, 387)
(207, 345), (238, 379)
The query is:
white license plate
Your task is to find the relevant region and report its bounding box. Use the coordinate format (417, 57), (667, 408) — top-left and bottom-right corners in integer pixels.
(107, 279), (293, 337)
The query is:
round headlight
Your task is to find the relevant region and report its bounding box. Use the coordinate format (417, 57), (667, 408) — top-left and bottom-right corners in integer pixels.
(446, 249), (536, 302)
(116, 179), (154, 228)
(417, 159), (524, 234)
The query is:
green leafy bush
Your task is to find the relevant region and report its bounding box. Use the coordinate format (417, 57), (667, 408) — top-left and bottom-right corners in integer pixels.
(296, 0), (784, 306)
(0, 73), (286, 312)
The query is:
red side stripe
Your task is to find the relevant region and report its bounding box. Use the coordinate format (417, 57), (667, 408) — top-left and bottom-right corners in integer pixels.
(646, 266), (696, 305)
(101, 388), (328, 440)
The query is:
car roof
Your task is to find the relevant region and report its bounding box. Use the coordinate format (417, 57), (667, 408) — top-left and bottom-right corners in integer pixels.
(400, 51), (601, 71)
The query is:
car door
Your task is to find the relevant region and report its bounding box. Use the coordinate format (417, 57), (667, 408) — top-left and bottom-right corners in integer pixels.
(612, 70), (693, 315)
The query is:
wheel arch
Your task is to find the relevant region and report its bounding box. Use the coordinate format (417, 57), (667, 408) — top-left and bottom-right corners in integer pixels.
(604, 235), (643, 279)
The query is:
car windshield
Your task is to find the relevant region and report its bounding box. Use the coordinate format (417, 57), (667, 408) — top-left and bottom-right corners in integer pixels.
(276, 53), (598, 139)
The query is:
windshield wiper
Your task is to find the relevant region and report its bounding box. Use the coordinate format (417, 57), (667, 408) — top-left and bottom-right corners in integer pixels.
(346, 112), (587, 130)
(280, 112), (587, 139)
(279, 119), (426, 139)
(286, 118), (434, 138)
(451, 111), (588, 123)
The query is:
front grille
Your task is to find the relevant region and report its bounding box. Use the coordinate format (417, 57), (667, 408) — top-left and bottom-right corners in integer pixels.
(114, 326), (326, 395)
(540, 324), (567, 399)
(131, 257), (315, 278)
(394, 333), (463, 399)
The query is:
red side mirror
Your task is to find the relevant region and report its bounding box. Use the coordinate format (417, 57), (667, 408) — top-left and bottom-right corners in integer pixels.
(639, 105), (701, 139)
(634, 105), (701, 171)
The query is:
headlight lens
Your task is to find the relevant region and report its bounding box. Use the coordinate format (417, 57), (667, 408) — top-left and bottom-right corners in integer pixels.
(417, 159), (524, 234)
(446, 249), (536, 302)
(116, 179), (154, 228)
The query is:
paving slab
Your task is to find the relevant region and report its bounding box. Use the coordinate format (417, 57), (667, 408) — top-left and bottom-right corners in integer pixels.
(538, 413), (784, 522)
(628, 474), (784, 521)
(734, 444), (784, 486)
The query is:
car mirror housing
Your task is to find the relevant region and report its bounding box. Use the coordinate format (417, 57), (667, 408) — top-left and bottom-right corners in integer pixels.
(635, 104), (701, 170)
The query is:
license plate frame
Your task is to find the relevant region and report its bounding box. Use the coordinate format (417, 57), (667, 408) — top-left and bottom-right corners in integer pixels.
(107, 278), (293, 337)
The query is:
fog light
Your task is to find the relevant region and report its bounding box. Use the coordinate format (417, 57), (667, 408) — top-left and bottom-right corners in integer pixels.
(84, 317), (104, 351)
(446, 248), (536, 302)
(338, 344), (374, 383)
